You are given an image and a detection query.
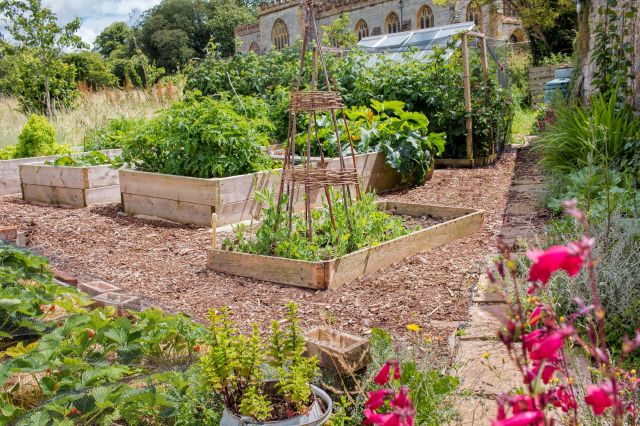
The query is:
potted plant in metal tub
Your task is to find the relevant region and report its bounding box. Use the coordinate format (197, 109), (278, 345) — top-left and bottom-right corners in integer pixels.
(200, 303), (333, 425)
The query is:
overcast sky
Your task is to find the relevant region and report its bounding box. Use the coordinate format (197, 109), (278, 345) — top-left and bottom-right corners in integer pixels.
(43, 0), (163, 45)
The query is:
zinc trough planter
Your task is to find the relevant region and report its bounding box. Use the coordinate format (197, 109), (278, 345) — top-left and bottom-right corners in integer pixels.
(20, 163), (120, 208)
(0, 149), (120, 196)
(119, 151), (406, 227)
(207, 201), (484, 290)
(220, 382), (332, 426)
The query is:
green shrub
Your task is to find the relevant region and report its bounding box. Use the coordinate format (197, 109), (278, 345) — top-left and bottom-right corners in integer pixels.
(14, 114), (68, 158)
(121, 93), (275, 178)
(83, 117), (141, 151)
(535, 92), (640, 173)
(0, 145), (16, 160)
(186, 45), (514, 159)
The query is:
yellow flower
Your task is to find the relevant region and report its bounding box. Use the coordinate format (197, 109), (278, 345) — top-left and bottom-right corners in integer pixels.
(406, 323), (420, 332)
(482, 352), (490, 359)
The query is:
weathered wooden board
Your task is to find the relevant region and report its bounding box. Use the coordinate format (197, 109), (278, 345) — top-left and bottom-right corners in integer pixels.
(119, 170), (220, 206)
(529, 64), (571, 104)
(1, 149), (121, 195)
(325, 208), (484, 289)
(122, 192), (214, 226)
(436, 154), (498, 169)
(20, 163), (120, 207)
(207, 250), (327, 289)
(21, 183), (86, 207)
(206, 202), (485, 290)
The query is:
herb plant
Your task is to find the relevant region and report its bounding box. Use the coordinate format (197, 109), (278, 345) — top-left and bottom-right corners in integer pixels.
(199, 302), (320, 422)
(223, 191), (417, 261)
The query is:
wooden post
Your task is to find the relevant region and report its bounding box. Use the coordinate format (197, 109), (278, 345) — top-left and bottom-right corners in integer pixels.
(479, 36), (495, 155)
(211, 213), (217, 247)
(461, 33), (473, 162)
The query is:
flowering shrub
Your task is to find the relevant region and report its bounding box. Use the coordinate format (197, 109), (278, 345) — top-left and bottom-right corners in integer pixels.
(364, 361), (416, 426)
(489, 200), (640, 425)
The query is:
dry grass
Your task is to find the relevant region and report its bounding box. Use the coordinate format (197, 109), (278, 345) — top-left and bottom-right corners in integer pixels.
(0, 82), (181, 150)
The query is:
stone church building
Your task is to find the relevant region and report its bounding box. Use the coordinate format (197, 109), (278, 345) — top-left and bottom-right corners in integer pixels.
(235, 0), (525, 54)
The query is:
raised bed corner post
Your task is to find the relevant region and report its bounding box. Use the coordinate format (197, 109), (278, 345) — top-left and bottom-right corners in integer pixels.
(461, 32), (474, 164)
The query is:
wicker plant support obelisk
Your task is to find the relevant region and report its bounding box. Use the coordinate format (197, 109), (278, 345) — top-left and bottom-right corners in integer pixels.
(271, 0), (361, 248)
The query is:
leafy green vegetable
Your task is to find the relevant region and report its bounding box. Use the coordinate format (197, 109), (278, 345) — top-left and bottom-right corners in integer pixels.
(120, 92), (276, 178)
(83, 117), (141, 151)
(45, 151), (119, 167)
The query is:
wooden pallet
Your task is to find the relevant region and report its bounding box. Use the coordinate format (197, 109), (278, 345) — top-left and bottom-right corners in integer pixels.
(20, 163), (120, 208)
(207, 201), (484, 290)
(120, 152), (406, 227)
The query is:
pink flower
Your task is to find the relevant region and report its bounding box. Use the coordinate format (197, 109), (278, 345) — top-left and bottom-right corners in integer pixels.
(585, 381), (615, 415)
(374, 361), (400, 385)
(366, 389), (390, 410)
(527, 245), (584, 284)
(528, 305), (542, 326)
(523, 329), (544, 351)
(511, 395), (535, 414)
(525, 362), (557, 384)
(550, 387), (577, 412)
(491, 410), (545, 426)
(374, 362), (391, 385)
(529, 327), (573, 361)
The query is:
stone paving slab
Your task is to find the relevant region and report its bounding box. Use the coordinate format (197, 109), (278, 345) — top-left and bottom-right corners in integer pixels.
(459, 305), (507, 341)
(449, 397), (496, 425)
(455, 339), (521, 397)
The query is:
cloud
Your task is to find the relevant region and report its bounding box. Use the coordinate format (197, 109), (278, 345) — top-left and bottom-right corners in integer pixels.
(43, 0), (162, 45)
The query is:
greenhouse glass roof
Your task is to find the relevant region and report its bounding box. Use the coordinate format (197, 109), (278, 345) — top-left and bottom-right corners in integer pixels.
(356, 21), (477, 64)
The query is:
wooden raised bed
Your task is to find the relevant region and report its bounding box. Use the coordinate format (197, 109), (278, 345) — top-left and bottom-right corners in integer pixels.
(207, 201), (484, 289)
(436, 154), (498, 169)
(120, 151), (405, 227)
(20, 163), (120, 208)
(0, 149), (120, 196)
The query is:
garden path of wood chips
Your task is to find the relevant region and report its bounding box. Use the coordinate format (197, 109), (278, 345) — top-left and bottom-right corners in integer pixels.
(0, 153), (516, 357)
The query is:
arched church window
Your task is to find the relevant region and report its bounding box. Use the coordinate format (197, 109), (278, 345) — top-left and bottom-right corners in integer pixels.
(417, 5), (435, 29)
(355, 19), (369, 40)
(385, 12), (400, 34)
(271, 19), (289, 50)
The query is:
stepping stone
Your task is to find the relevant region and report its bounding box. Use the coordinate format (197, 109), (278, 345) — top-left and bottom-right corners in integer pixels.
(460, 305), (507, 341)
(455, 340), (521, 397)
(449, 396), (496, 425)
(92, 292), (140, 315)
(52, 268), (78, 286)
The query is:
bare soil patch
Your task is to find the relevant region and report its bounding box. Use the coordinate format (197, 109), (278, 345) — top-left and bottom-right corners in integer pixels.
(0, 153), (516, 357)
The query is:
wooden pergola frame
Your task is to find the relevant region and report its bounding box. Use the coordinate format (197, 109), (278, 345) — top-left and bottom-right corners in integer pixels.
(460, 29), (494, 162)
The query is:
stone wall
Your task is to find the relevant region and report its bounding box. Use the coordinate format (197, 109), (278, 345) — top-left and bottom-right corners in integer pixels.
(581, 0), (639, 109)
(236, 0), (525, 54)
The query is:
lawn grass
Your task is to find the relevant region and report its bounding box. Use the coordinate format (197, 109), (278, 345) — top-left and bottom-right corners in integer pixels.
(511, 108), (536, 144)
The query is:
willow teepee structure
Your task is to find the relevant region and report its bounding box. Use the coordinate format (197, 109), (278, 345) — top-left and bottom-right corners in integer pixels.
(271, 0), (361, 247)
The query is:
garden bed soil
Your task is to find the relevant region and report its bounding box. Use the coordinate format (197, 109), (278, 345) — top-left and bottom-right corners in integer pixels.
(20, 163), (120, 208)
(119, 151), (405, 227)
(207, 202), (484, 289)
(0, 152), (516, 357)
(0, 149), (120, 196)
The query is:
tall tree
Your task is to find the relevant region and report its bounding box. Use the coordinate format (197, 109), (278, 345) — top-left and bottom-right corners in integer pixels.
(0, 0), (87, 116)
(136, 0), (254, 72)
(93, 21), (134, 59)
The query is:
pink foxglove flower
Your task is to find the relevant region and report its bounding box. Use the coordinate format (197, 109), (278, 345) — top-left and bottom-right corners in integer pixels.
(374, 362), (392, 385)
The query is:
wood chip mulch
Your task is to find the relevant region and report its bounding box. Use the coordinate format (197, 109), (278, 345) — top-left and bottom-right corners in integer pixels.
(0, 153), (516, 358)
